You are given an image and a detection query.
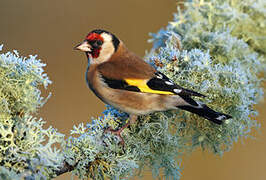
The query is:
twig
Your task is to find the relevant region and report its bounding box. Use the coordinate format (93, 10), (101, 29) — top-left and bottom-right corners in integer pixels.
(54, 161), (75, 177)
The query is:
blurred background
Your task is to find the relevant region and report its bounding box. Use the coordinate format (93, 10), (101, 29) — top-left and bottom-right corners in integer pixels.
(0, 0), (265, 179)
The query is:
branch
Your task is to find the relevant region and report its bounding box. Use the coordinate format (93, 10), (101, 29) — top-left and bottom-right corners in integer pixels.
(54, 161), (75, 177)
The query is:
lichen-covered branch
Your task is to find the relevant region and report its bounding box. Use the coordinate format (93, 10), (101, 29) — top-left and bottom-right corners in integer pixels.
(54, 161), (75, 177)
(0, 0), (265, 179)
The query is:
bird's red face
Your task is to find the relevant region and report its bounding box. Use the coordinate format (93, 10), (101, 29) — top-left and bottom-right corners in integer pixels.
(74, 32), (104, 58)
(75, 29), (120, 63)
(85, 32), (104, 58)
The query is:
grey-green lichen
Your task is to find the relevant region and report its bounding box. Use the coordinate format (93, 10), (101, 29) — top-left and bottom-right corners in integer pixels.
(0, 0), (265, 179)
(63, 110), (183, 179)
(148, 0), (265, 155)
(0, 45), (65, 179)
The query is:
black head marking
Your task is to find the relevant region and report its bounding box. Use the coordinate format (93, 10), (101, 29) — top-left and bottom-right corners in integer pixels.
(91, 29), (120, 52)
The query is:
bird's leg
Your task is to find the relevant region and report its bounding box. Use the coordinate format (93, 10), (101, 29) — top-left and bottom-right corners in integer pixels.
(105, 115), (137, 145)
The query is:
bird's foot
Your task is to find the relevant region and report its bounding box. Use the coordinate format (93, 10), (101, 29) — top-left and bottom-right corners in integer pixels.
(104, 115), (137, 145)
(105, 127), (125, 145)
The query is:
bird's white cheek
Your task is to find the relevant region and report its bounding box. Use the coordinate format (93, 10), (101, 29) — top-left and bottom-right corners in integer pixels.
(92, 43), (114, 64)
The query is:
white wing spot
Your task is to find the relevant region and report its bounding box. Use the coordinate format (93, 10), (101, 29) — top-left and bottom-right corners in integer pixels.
(174, 89), (182, 93)
(156, 73), (163, 79)
(165, 81), (174, 85)
(216, 115), (226, 120)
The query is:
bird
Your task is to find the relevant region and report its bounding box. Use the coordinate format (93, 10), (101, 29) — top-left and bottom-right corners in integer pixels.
(74, 29), (232, 144)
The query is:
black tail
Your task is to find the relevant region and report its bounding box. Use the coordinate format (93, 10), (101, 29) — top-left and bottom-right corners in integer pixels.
(178, 104), (232, 125)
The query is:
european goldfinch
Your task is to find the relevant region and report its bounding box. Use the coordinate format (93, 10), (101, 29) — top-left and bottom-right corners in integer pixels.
(74, 29), (232, 142)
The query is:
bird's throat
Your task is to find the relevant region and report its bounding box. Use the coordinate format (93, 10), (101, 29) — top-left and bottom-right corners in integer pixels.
(91, 48), (101, 58)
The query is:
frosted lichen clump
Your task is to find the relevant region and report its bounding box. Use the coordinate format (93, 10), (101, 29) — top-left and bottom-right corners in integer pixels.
(64, 112), (183, 179)
(64, 117), (139, 179)
(0, 45), (64, 178)
(148, 0), (265, 155)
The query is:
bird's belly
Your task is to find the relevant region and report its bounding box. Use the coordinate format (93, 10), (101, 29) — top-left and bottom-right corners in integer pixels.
(95, 86), (169, 115)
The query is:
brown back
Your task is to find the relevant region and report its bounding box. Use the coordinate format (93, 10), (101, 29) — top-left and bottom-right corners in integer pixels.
(97, 43), (156, 80)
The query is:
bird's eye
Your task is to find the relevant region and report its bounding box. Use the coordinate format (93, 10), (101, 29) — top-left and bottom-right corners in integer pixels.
(96, 40), (103, 46)
(90, 40), (103, 48)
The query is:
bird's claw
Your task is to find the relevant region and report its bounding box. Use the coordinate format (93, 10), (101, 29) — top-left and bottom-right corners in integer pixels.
(104, 127), (125, 146)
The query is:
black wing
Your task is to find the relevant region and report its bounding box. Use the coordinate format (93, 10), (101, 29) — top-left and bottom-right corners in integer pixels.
(100, 71), (205, 97)
(146, 72), (206, 97)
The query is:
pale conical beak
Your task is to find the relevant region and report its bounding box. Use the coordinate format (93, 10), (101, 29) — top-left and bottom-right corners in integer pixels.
(74, 41), (92, 52)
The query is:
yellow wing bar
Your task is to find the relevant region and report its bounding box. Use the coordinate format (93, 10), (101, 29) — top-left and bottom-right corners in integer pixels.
(125, 78), (174, 95)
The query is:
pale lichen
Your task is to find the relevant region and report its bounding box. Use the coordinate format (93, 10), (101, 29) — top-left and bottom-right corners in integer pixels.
(148, 0), (265, 155)
(0, 46), (64, 178)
